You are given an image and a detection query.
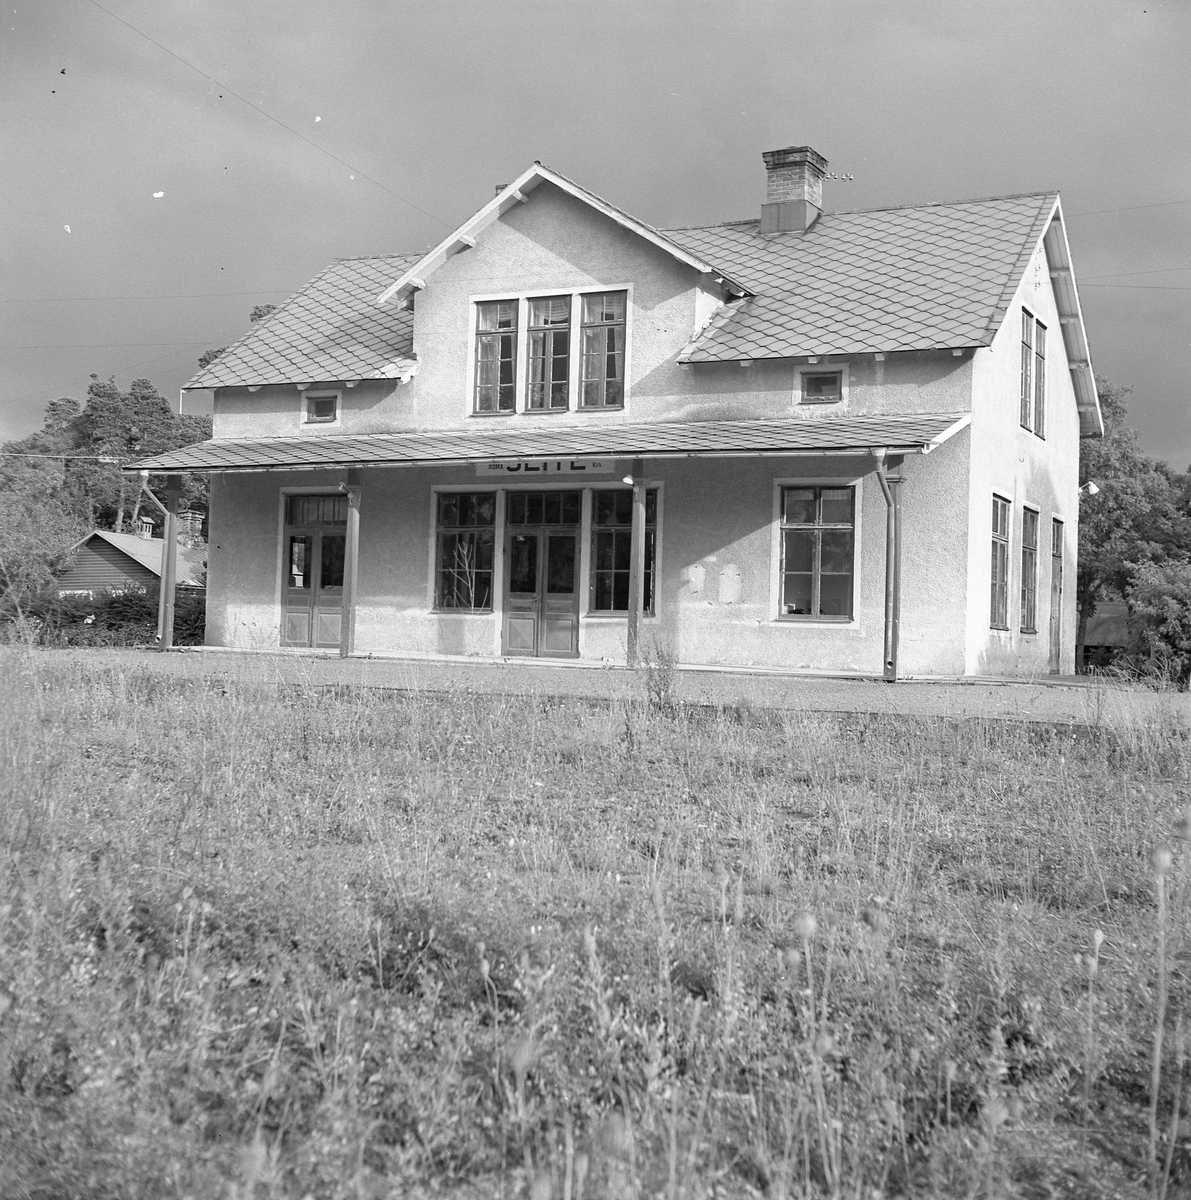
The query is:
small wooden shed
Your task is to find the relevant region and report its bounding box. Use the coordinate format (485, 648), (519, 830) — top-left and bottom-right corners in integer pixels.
(57, 531), (206, 597)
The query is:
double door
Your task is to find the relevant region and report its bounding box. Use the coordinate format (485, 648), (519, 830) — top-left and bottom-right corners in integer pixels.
(502, 491), (580, 658)
(283, 507), (347, 649)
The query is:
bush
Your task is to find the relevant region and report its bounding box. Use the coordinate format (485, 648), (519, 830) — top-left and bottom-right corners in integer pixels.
(3, 584), (205, 647)
(1126, 560), (1191, 689)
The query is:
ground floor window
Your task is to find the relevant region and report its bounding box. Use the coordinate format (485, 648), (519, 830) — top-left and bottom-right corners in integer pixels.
(779, 485), (855, 619)
(1020, 507), (1038, 633)
(436, 492), (495, 610)
(990, 494), (1010, 629)
(590, 488), (657, 613)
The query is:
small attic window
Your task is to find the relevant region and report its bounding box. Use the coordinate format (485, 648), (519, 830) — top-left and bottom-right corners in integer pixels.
(800, 371), (844, 404)
(305, 392), (339, 424)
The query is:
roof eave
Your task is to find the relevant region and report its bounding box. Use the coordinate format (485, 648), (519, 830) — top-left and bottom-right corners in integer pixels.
(1042, 200), (1103, 438)
(374, 162), (753, 309)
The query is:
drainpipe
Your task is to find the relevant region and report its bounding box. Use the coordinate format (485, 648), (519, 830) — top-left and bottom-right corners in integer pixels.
(871, 450), (902, 682)
(626, 457), (646, 667)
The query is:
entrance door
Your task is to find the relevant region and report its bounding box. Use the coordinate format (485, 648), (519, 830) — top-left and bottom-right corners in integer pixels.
(283, 494), (348, 649)
(501, 491), (581, 658)
(1048, 518), (1064, 673)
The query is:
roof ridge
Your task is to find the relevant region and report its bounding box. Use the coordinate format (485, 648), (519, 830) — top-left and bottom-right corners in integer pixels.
(663, 191), (1061, 234)
(332, 252), (423, 263)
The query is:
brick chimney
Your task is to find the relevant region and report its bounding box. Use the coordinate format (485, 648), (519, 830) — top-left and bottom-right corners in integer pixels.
(761, 146), (827, 234)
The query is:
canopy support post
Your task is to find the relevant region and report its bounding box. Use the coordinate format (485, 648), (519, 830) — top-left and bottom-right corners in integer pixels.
(872, 450), (903, 682)
(626, 458), (646, 668)
(156, 475), (183, 650)
(341, 469), (362, 659)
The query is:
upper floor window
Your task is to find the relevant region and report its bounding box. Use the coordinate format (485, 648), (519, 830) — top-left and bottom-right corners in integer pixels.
(472, 289), (628, 415)
(779, 486), (855, 620)
(580, 292), (626, 408)
(795, 364), (847, 406)
(475, 301), (518, 413)
(527, 297), (571, 410)
(304, 391), (339, 424)
(1020, 312), (1046, 437)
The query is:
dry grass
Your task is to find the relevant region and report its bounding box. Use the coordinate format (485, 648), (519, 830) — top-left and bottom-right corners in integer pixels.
(1, 647), (1189, 1199)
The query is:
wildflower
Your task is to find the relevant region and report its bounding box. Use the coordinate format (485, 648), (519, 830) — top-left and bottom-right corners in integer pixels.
(1175, 807), (1191, 841)
(1092, 929), (1105, 951)
(793, 911), (817, 942)
(1151, 845), (1174, 877)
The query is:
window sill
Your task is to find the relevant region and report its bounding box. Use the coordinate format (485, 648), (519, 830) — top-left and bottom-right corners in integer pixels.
(433, 608), (494, 616)
(578, 405), (626, 413)
(798, 399), (844, 407)
(586, 611), (657, 620)
(775, 615), (856, 625)
(471, 409), (516, 418)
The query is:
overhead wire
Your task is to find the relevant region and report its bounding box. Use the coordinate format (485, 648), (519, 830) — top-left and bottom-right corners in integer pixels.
(85, 0), (453, 229)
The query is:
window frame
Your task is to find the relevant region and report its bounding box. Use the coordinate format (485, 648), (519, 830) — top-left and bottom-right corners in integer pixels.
(467, 285), (632, 417)
(990, 494), (1011, 630)
(775, 480), (859, 622)
(794, 363), (849, 407)
(1020, 506), (1039, 634)
(587, 486), (658, 615)
(473, 300), (519, 415)
(302, 389), (341, 427)
(432, 490), (498, 613)
(1020, 310), (1046, 437)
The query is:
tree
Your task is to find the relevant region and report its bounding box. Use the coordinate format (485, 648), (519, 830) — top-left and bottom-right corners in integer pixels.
(1076, 379), (1191, 666)
(0, 375), (212, 611)
(199, 303), (277, 371)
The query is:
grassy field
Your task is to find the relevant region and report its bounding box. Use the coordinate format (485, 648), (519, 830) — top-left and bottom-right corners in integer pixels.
(1, 649), (1189, 1199)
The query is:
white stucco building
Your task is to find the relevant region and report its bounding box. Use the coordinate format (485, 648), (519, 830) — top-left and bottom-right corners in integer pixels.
(135, 145), (1102, 678)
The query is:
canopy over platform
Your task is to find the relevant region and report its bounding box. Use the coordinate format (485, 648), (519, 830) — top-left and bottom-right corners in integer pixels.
(130, 412), (971, 474)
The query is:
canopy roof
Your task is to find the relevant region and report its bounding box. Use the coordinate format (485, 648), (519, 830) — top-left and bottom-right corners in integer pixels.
(131, 412), (970, 474)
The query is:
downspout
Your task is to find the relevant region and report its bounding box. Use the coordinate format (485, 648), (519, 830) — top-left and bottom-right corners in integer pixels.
(871, 450), (902, 682)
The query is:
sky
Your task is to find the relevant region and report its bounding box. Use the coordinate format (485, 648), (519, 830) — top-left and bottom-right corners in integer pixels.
(2, 0), (1189, 466)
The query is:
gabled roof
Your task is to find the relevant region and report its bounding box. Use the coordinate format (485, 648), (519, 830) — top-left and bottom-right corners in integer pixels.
(665, 192), (1057, 361)
(129, 412), (970, 473)
(185, 254), (419, 389)
(374, 161), (752, 309)
(70, 530), (206, 587)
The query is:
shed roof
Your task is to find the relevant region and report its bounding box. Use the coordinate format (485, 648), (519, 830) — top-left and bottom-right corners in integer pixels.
(130, 412), (970, 473)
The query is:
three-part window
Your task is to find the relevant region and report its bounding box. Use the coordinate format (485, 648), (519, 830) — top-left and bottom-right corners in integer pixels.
(473, 291), (627, 415)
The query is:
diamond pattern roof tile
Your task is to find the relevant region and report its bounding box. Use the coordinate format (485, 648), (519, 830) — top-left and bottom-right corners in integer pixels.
(665, 193), (1055, 360)
(186, 254), (420, 389)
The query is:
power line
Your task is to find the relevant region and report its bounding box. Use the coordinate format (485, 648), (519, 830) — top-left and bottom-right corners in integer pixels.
(0, 289), (295, 303)
(1079, 284), (1191, 291)
(2, 342), (216, 349)
(1082, 266), (1191, 280)
(86, 0), (453, 230)
(1067, 198), (1191, 217)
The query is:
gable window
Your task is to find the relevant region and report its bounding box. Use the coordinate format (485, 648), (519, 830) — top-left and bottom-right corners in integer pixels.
(580, 292), (627, 408)
(1020, 507), (1038, 633)
(472, 288), (630, 416)
(435, 492), (495, 610)
(780, 486), (855, 619)
(1020, 311), (1046, 436)
(990, 495), (1010, 629)
(590, 488), (657, 613)
(527, 296), (571, 410)
(475, 300), (518, 413)
(304, 392), (339, 424)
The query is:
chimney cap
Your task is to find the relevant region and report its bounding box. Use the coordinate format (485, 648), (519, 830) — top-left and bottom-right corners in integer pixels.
(762, 146), (828, 173)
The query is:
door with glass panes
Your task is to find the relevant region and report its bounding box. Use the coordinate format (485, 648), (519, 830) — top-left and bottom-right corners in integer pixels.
(502, 491), (581, 658)
(282, 494), (347, 649)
